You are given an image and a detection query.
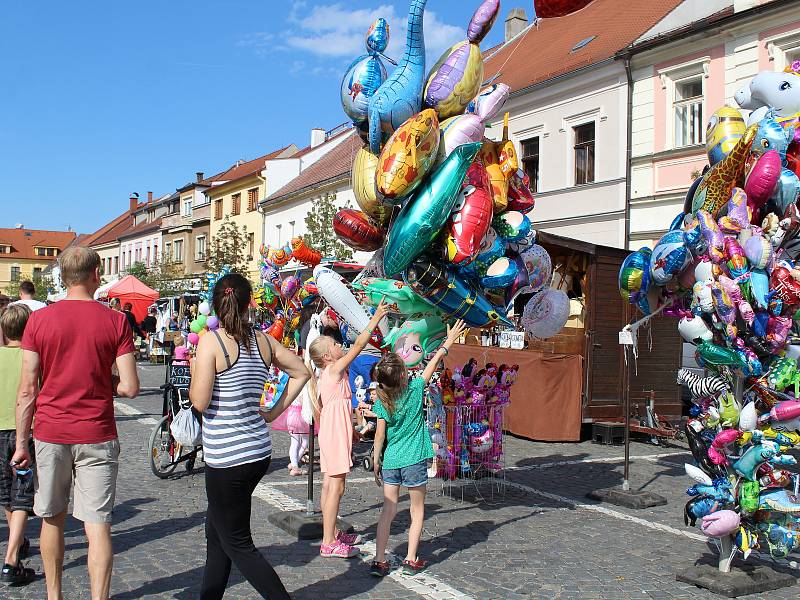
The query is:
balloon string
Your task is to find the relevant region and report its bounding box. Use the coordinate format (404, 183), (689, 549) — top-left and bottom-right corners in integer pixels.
(483, 23), (535, 86)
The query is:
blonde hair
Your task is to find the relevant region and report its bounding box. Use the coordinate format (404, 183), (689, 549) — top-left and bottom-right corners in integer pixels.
(59, 247), (100, 286)
(0, 303), (31, 341)
(374, 352), (408, 416)
(306, 336), (334, 418)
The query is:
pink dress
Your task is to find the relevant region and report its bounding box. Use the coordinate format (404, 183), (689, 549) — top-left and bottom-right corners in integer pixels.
(317, 365), (353, 475)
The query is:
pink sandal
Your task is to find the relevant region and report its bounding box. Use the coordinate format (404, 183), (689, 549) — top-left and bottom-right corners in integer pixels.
(320, 541), (359, 558)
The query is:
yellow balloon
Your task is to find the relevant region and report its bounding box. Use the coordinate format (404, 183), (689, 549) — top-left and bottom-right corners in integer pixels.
(706, 106), (745, 166)
(376, 109), (440, 202)
(352, 147), (391, 226)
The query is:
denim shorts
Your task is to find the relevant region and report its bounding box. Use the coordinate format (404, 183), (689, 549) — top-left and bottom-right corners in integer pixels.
(382, 459), (428, 488)
(0, 430), (35, 513)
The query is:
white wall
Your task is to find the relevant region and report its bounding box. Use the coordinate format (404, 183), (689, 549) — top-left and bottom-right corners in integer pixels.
(261, 181), (372, 264)
(487, 61), (628, 248)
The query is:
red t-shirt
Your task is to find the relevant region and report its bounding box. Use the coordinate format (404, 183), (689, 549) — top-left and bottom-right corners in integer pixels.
(21, 300), (135, 444)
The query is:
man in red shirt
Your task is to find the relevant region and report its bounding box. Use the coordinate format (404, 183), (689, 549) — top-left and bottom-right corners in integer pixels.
(13, 247), (140, 600)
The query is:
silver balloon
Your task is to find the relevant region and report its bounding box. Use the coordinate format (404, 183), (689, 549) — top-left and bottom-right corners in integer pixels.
(522, 288), (570, 340)
(517, 244), (552, 295)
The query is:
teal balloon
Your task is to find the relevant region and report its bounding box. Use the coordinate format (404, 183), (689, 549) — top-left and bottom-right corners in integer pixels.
(383, 142), (482, 276)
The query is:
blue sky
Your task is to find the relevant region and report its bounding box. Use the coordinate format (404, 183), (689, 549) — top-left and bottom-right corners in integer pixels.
(0, 1), (506, 234)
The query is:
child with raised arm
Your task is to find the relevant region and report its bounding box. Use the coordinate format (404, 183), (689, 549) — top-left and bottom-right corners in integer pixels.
(307, 301), (389, 558)
(370, 320), (468, 577)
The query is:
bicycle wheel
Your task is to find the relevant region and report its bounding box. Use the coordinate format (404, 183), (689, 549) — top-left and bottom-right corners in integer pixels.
(149, 416), (179, 478)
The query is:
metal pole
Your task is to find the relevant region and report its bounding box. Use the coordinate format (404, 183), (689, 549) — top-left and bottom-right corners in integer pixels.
(622, 345), (630, 492)
(306, 416), (315, 516)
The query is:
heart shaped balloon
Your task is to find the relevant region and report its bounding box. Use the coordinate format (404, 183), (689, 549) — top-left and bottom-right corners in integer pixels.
(770, 267), (800, 305)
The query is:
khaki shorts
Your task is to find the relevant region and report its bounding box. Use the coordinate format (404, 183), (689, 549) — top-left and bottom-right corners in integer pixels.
(34, 439), (120, 523)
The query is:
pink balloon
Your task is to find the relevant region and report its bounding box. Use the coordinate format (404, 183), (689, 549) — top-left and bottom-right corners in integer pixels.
(701, 510), (740, 537)
(187, 332), (200, 345)
(744, 150), (781, 210)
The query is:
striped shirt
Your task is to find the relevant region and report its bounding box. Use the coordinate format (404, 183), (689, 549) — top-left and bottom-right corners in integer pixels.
(203, 331), (272, 468)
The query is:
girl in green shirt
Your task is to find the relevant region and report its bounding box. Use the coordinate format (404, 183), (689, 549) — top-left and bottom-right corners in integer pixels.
(370, 319), (467, 577)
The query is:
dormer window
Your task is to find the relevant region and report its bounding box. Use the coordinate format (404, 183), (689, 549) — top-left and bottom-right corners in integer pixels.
(35, 247), (59, 257)
(0, 245), (10, 254)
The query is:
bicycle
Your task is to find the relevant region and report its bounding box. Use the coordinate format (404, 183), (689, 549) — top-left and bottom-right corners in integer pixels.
(630, 390), (684, 447)
(149, 360), (203, 478)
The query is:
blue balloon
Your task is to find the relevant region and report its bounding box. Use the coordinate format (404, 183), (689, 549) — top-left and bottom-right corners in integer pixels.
(650, 230), (691, 286)
(750, 268), (770, 309)
(770, 168), (800, 214)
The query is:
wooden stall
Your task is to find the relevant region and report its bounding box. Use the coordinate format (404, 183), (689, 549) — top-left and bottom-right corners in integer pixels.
(446, 232), (683, 442)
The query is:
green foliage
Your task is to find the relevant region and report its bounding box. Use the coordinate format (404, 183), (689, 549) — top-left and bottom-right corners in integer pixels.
(124, 258), (186, 297)
(207, 216), (250, 275)
(303, 192), (353, 261)
(5, 272), (55, 301)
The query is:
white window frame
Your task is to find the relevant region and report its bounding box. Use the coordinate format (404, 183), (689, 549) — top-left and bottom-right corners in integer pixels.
(658, 57), (710, 150)
(173, 238), (184, 263)
(766, 30), (800, 71)
(183, 196), (192, 217)
(195, 235), (206, 262)
(165, 241), (172, 261)
(562, 108), (602, 187)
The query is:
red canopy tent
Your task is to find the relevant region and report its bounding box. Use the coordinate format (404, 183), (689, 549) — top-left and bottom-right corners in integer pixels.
(106, 275), (159, 322)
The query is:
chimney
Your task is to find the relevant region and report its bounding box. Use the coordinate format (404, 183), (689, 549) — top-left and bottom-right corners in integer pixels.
(129, 192), (139, 213)
(310, 127), (326, 148)
(505, 8), (528, 42)
(196, 171), (204, 183)
(147, 191), (153, 204)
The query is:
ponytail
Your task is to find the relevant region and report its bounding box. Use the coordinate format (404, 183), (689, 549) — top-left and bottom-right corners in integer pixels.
(212, 274), (253, 352)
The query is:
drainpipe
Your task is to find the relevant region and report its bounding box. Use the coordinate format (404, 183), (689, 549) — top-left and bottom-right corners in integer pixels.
(624, 55), (633, 251)
(257, 172), (267, 258)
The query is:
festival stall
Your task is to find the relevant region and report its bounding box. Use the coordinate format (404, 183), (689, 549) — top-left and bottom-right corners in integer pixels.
(445, 232), (683, 441)
(106, 275), (159, 322)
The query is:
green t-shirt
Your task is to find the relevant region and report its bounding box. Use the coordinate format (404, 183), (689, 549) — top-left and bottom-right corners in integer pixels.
(0, 347), (22, 430)
(374, 377), (434, 470)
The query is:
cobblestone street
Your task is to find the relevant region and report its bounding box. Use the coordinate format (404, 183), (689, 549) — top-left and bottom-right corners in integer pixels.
(2, 363), (799, 599)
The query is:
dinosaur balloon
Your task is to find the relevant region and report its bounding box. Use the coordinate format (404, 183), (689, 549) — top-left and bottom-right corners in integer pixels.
(383, 142), (482, 276)
(340, 18), (390, 125)
(351, 277), (442, 317)
(367, 0), (427, 153)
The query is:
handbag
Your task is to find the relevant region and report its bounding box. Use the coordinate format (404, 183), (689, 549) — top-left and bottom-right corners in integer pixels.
(170, 407), (202, 447)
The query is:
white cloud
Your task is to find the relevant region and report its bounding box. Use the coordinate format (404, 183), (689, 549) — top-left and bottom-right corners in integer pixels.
(279, 2), (465, 68)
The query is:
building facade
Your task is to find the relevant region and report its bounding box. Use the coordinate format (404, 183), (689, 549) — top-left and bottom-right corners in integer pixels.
(0, 227), (76, 292)
(481, 0), (684, 249)
(627, 0), (798, 247)
(161, 172), (213, 284)
(117, 191), (171, 272)
(261, 129), (372, 264)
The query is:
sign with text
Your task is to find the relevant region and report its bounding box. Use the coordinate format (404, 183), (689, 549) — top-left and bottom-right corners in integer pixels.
(500, 331), (525, 350)
(169, 365), (191, 389)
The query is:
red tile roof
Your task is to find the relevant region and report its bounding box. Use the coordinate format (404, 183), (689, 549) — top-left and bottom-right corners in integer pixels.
(483, 0), (684, 93)
(117, 217), (163, 241)
(0, 228), (76, 261)
(266, 131), (362, 202)
(84, 210), (136, 247)
(207, 145), (297, 188)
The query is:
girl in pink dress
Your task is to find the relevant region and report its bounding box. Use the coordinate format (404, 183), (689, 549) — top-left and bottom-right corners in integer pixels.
(308, 301), (388, 558)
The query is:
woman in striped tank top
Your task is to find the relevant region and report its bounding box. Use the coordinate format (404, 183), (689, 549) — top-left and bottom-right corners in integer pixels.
(190, 274), (310, 600)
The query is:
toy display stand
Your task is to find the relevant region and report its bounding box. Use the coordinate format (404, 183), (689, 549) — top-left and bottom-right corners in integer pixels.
(432, 403), (508, 503)
(676, 376), (798, 597)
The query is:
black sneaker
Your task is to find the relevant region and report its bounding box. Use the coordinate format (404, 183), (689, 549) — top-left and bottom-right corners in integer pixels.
(17, 538), (29, 562)
(1, 563), (35, 586)
(369, 560), (390, 577)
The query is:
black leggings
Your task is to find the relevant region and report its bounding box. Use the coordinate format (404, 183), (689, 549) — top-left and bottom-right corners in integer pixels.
(201, 457), (290, 599)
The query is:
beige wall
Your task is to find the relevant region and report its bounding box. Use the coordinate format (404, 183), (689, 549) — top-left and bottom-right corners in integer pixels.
(0, 257), (54, 292)
(208, 174), (265, 280)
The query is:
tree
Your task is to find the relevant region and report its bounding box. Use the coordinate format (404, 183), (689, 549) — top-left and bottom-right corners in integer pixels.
(304, 192), (353, 261)
(206, 216), (250, 275)
(124, 258), (186, 297)
(5, 272), (55, 301)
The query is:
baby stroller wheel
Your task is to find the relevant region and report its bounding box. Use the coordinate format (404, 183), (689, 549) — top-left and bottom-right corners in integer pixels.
(363, 456), (373, 471)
